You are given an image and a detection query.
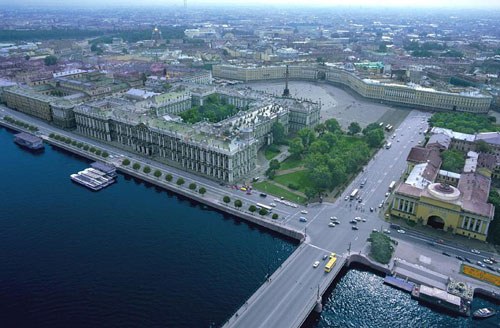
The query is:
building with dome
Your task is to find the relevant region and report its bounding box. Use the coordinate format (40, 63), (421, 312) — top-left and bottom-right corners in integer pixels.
(390, 138), (495, 241)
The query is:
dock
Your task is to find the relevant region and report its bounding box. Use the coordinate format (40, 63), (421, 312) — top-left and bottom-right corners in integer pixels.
(383, 275), (415, 293)
(13, 132), (44, 150)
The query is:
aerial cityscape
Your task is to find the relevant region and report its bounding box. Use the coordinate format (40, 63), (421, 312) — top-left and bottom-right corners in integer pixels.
(0, 1), (499, 327)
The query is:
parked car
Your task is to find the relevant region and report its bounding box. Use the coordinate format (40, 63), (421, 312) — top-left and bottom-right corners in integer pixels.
(313, 261), (320, 268)
(442, 252), (451, 257)
(483, 259), (493, 265)
(299, 217), (307, 222)
(464, 258), (472, 264)
(456, 256), (465, 261)
(349, 220), (357, 224)
(397, 229), (406, 234)
(471, 249), (481, 254)
(370, 207), (374, 212)
(352, 226), (359, 230)
(489, 257), (498, 264)
(260, 193), (267, 198)
(477, 261), (485, 267)
(486, 265), (496, 272)
(322, 254), (328, 260)
(383, 229), (391, 234)
(301, 210), (308, 214)
(328, 222), (335, 227)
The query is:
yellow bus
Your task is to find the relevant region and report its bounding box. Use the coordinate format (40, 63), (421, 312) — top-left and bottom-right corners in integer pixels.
(324, 254), (337, 273)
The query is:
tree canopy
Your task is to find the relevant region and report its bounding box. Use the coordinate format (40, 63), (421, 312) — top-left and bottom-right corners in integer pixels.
(179, 94), (239, 124)
(441, 149), (465, 173)
(429, 112), (499, 134)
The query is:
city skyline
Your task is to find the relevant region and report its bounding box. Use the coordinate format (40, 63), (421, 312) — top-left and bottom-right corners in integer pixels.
(1, 0), (500, 8)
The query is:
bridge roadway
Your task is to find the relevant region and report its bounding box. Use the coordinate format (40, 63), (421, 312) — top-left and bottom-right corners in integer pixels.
(223, 110), (431, 328)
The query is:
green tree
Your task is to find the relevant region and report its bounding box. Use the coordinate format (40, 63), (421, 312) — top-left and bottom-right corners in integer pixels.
(101, 151), (109, 158)
(362, 123), (382, 135)
(95, 149), (102, 156)
(289, 137), (304, 157)
(269, 159), (281, 171)
(154, 170), (162, 178)
(378, 43), (387, 52)
(223, 196), (231, 204)
(122, 158), (130, 166)
(249, 205), (257, 212)
(259, 208), (268, 215)
(234, 199), (243, 208)
(44, 55), (57, 66)
(325, 118), (342, 133)
(298, 128), (316, 149)
(305, 187), (317, 200)
(271, 122), (286, 144)
(314, 123), (326, 135)
(476, 140), (492, 153)
(272, 213), (279, 220)
(309, 140), (330, 154)
(441, 150), (465, 173)
(365, 129), (385, 148)
(132, 163), (141, 170)
(143, 166), (151, 174)
(189, 182), (197, 190)
(165, 174), (173, 182)
(176, 178), (185, 185)
(348, 122), (361, 135)
(199, 187), (206, 196)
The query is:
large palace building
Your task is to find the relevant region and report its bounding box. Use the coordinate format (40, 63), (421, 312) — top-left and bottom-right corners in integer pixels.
(212, 64), (492, 113)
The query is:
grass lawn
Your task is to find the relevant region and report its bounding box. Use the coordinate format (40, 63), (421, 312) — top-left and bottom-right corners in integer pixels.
(264, 147), (280, 160)
(279, 155), (303, 170)
(273, 170), (312, 192)
(253, 181), (307, 204)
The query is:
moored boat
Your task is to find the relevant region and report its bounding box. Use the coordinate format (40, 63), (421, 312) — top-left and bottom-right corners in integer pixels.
(473, 307), (496, 319)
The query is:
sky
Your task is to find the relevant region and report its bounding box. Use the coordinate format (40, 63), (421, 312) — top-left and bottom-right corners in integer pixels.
(2, 0), (500, 8)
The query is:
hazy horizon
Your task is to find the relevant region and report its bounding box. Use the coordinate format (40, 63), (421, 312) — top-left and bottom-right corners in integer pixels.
(1, 0), (499, 9)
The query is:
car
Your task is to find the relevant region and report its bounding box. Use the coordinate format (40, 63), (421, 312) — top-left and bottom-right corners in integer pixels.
(471, 249), (481, 254)
(436, 239), (444, 244)
(344, 195), (349, 201)
(477, 261), (485, 267)
(352, 226), (359, 230)
(442, 252), (451, 257)
(383, 229), (391, 234)
(464, 258), (472, 264)
(333, 220), (341, 225)
(483, 259), (493, 265)
(355, 217), (361, 221)
(349, 219), (357, 224)
(299, 217), (307, 222)
(357, 198), (362, 203)
(253, 177), (260, 182)
(240, 187), (247, 191)
(260, 193), (267, 198)
(456, 255), (465, 261)
(385, 192), (390, 197)
(486, 265), (496, 272)
(489, 257), (498, 264)
(269, 203), (277, 207)
(301, 210), (308, 214)
(322, 254), (328, 260)
(292, 204), (298, 208)
(329, 252), (336, 259)
(370, 207), (374, 212)
(280, 196), (285, 200)
(313, 261), (320, 268)
(372, 228), (378, 232)
(328, 222), (335, 227)
(330, 216), (337, 221)
(362, 218), (366, 222)
(397, 229), (406, 234)
(397, 139), (400, 143)
(246, 191), (252, 195)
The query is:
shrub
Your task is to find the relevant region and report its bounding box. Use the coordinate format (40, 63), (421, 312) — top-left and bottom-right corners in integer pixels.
(77, 142), (83, 148)
(189, 183), (196, 190)
(143, 166), (151, 174)
(90, 147), (96, 153)
(64, 138), (71, 144)
(95, 149), (102, 156)
(122, 159), (130, 166)
(199, 187), (206, 195)
(223, 196), (231, 204)
(71, 140), (77, 146)
(249, 205), (257, 212)
(259, 208), (268, 216)
(176, 178), (185, 185)
(101, 151), (109, 158)
(154, 170), (162, 178)
(132, 163), (141, 170)
(288, 183), (299, 190)
(83, 145), (89, 151)
(234, 199), (242, 208)
(272, 213), (279, 220)
(165, 174), (173, 182)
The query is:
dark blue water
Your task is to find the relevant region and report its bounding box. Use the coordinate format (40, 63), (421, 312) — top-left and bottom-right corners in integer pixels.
(304, 265), (500, 328)
(1, 127), (499, 328)
(0, 127), (296, 328)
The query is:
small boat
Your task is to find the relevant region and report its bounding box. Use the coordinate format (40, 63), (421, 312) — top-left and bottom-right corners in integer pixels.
(473, 307), (496, 319)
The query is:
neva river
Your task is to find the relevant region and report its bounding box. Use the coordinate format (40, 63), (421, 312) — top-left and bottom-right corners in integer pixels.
(0, 126), (498, 328)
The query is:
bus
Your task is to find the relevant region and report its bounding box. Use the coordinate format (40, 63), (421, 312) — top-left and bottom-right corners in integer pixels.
(350, 189), (359, 200)
(256, 203), (273, 212)
(324, 254), (338, 273)
(388, 181), (396, 191)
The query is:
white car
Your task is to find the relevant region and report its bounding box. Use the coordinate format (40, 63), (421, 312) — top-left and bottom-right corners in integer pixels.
(328, 222), (335, 227)
(362, 218), (366, 222)
(483, 259), (493, 265)
(471, 249), (481, 254)
(355, 217), (361, 221)
(269, 203), (277, 207)
(301, 210), (308, 214)
(344, 195), (349, 201)
(397, 229), (406, 234)
(383, 229), (391, 234)
(313, 261), (320, 268)
(378, 203), (383, 208)
(385, 192), (390, 197)
(330, 216), (338, 221)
